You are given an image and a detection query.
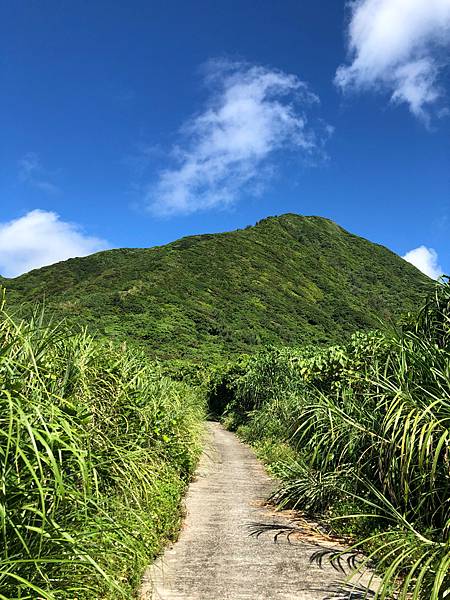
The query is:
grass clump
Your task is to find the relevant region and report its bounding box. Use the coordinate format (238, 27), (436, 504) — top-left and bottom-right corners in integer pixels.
(209, 279), (450, 599)
(0, 292), (205, 599)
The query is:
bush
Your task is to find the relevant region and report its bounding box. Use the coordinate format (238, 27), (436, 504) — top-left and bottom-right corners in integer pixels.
(211, 279), (450, 599)
(0, 294), (205, 599)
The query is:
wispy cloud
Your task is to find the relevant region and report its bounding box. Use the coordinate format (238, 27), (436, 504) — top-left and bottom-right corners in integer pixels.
(403, 245), (444, 279)
(335, 0), (450, 120)
(18, 153), (61, 195)
(123, 143), (165, 179)
(0, 210), (109, 278)
(147, 60), (331, 215)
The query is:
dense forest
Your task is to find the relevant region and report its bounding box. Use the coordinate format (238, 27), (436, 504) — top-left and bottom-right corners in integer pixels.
(2, 215), (430, 360)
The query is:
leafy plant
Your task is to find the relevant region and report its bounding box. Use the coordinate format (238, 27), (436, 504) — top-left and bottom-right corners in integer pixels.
(212, 279), (450, 599)
(0, 292), (204, 599)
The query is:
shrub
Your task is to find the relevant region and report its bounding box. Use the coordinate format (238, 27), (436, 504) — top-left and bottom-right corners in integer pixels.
(212, 279), (450, 599)
(0, 294), (204, 599)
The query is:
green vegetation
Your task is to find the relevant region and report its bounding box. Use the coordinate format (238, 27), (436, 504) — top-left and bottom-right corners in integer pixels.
(0, 292), (204, 599)
(2, 214), (430, 360)
(0, 215), (441, 598)
(208, 279), (450, 599)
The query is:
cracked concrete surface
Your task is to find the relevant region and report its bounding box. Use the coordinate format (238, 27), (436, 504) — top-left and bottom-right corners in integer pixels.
(140, 422), (378, 600)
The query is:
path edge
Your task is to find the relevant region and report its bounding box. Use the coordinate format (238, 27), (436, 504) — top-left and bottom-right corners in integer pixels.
(138, 422), (217, 600)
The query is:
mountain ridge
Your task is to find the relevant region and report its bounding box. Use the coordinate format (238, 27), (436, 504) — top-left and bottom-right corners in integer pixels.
(2, 214), (431, 360)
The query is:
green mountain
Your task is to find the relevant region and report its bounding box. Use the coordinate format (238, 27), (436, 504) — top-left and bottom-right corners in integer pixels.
(2, 214), (430, 360)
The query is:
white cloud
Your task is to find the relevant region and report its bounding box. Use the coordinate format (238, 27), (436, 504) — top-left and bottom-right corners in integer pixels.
(402, 245), (444, 278)
(18, 153), (61, 195)
(336, 0), (450, 119)
(0, 210), (109, 278)
(148, 60), (330, 215)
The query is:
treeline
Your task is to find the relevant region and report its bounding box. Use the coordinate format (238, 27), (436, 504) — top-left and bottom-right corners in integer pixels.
(0, 291), (205, 599)
(207, 279), (450, 599)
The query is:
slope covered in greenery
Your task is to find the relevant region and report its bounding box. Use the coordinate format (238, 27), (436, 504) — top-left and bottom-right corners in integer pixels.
(3, 214), (430, 360)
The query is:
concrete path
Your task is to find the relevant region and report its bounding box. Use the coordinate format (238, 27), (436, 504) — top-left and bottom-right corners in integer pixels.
(140, 422), (378, 600)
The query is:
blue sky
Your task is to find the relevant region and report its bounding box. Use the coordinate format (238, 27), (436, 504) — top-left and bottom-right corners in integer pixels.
(1, 0), (449, 278)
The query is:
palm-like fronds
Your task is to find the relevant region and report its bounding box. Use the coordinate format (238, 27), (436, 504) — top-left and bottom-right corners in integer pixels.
(0, 293), (204, 598)
(215, 280), (450, 599)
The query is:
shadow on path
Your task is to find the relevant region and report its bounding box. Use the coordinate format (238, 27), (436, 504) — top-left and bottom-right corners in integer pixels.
(140, 422), (379, 600)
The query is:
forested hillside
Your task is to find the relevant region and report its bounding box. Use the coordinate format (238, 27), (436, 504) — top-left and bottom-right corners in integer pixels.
(2, 214), (430, 360)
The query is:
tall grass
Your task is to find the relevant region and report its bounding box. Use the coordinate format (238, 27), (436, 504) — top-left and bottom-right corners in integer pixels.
(210, 279), (450, 599)
(0, 292), (204, 599)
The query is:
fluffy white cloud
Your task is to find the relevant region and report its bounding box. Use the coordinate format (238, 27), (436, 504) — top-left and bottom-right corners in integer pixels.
(403, 245), (444, 278)
(0, 210), (109, 278)
(336, 0), (450, 119)
(148, 60), (330, 215)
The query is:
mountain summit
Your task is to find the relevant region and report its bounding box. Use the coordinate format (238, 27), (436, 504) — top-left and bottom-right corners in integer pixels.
(3, 214), (429, 359)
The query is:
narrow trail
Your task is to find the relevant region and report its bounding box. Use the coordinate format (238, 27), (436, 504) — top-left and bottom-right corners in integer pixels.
(140, 422), (378, 600)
